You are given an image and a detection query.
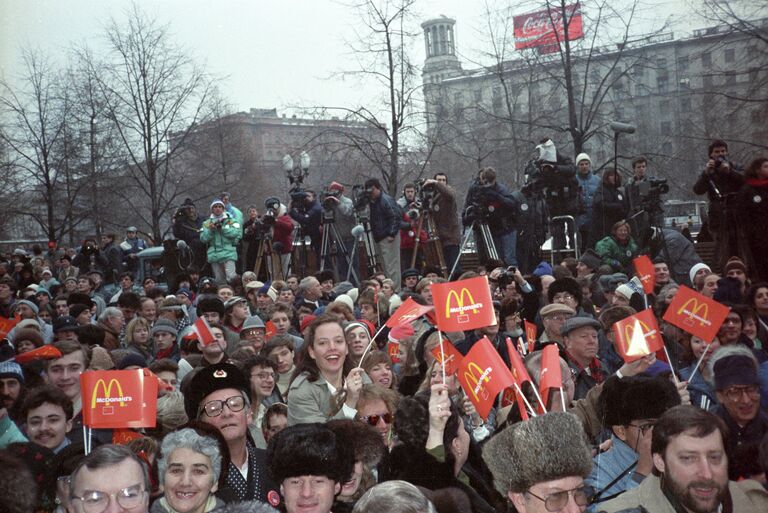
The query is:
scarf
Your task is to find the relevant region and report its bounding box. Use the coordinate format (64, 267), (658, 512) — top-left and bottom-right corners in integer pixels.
(746, 178), (768, 187)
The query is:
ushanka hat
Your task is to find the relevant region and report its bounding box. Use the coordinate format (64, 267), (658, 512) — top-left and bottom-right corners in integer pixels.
(267, 423), (354, 484)
(599, 375), (680, 427)
(184, 362), (250, 420)
(483, 412), (592, 494)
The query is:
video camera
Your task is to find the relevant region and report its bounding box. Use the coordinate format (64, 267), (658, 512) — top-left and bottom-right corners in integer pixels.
(351, 184), (373, 211)
(321, 186), (342, 210)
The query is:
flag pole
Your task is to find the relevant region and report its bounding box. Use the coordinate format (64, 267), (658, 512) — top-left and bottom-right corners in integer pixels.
(663, 344), (681, 387)
(358, 323), (390, 367)
(559, 387), (566, 412)
(438, 330), (446, 384)
(686, 343), (711, 383)
(514, 382), (537, 417)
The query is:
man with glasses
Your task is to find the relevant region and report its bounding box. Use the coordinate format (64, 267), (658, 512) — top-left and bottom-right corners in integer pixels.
(711, 347), (768, 480)
(243, 354), (283, 449)
(535, 303), (576, 352)
(485, 411), (594, 513)
(586, 375), (680, 507)
(598, 405), (768, 513)
(184, 362), (278, 503)
(69, 444), (150, 513)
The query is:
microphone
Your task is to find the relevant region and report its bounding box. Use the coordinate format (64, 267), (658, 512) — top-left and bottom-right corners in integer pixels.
(610, 121), (636, 134)
(176, 240), (188, 251)
(351, 225), (365, 240)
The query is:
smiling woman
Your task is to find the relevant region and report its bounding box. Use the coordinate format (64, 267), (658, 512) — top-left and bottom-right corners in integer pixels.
(286, 315), (366, 426)
(153, 427), (225, 513)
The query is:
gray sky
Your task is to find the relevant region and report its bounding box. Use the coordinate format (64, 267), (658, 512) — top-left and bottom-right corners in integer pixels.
(0, 0), (706, 115)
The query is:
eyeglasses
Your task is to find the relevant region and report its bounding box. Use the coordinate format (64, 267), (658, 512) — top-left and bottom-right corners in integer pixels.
(545, 314), (572, 322)
(360, 412), (393, 426)
(526, 484), (594, 512)
(252, 371), (276, 380)
(199, 395), (246, 418)
(71, 484), (146, 513)
(722, 385), (760, 401)
(552, 293), (575, 303)
(628, 420), (656, 436)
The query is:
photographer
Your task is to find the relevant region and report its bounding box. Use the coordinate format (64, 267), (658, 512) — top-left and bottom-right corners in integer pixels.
(289, 189), (322, 261)
(72, 238), (109, 277)
(625, 156), (666, 236)
(172, 198), (205, 268)
(243, 205), (264, 272)
(423, 173), (461, 276)
(364, 178), (402, 285)
(200, 198), (242, 283)
(465, 167), (519, 266)
(321, 182), (358, 282)
(693, 140), (744, 269)
(397, 183), (427, 271)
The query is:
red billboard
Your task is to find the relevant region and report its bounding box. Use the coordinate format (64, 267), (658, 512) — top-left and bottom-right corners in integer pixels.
(513, 3), (584, 52)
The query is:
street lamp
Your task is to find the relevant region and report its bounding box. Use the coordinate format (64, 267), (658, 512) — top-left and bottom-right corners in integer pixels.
(282, 151), (310, 192)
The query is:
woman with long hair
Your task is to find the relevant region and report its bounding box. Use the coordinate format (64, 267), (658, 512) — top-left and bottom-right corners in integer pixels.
(286, 314), (366, 425)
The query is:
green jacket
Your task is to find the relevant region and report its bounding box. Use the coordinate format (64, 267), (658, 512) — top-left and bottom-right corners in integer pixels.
(595, 235), (639, 272)
(200, 214), (241, 263)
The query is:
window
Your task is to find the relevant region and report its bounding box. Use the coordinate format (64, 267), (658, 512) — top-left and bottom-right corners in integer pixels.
(677, 55), (689, 71)
(661, 121), (671, 135)
(657, 76), (669, 93)
(724, 48), (735, 63)
(662, 142), (673, 155)
(702, 52), (712, 67)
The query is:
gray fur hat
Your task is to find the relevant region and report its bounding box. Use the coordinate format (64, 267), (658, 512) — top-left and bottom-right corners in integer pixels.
(483, 412), (592, 495)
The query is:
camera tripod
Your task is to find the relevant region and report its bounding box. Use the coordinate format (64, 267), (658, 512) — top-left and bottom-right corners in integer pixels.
(453, 219), (499, 276)
(549, 215), (580, 265)
(320, 208), (360, 284)
(354, 207), (383, 277)
(411, 207), (447, 276)
(253, 232), (284, 282)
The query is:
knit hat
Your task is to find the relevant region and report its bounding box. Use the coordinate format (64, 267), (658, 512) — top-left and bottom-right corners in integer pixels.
(714, 354), (759, 390)
(614, 283), (635, 301)
(69, 304), (91, 320)
(388, 294), (403, 316)
(15, 319), (41, 332)
(689, 263), (711, 284)
(41, 268), (53, 277)
(575, 153), (591, 165)
(257, 284), (277, 302)
(12, 300), (38, 316)
(533, 261), (554, 277)
(89, 346), (115, 370)
(150, 319), (178, 337)
(0, 360), (24, 383)
(599, 375), (680, 426)
(334, 294), (354, 312)
(184, 362), (250, 420)
(210, 199), (225, 210)
(267, 423), (354, 485)
(344, 320), (374, 337)
(224, 296), (247, 310)
(117, 352), (148, 370)
(578, 249), (602, 271)
(483, 412), (592, 495)
(723, 256), (747, 275)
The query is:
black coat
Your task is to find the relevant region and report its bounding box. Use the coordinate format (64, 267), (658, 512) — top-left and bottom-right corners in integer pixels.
(736, 180), (768, 282)
(589, 183), (626, 248)
(693, 167), (744, 234)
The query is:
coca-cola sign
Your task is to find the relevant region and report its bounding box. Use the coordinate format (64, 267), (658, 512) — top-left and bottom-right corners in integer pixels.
(513, 3), (584, 51)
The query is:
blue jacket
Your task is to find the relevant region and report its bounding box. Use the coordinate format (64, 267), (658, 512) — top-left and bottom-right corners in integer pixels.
(290, 199), (323, 240)
(678, 364), (718, 412)
(586, 436), (642, 511)
(369, 192), (402, 242)
(576, 172), (601, 228)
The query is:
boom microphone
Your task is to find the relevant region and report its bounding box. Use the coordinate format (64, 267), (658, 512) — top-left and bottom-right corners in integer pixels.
(610, 121), (636, 134)
(351, 225), (365, 240)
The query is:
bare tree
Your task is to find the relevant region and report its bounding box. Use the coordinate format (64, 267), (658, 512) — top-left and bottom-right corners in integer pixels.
(93, 3), (214, 241)
(0, 49), (69, 243)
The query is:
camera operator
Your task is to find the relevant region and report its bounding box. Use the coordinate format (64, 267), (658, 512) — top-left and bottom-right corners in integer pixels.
(99, 233), (123, 284)
(72, 237), (109, 277)
(289, 190), (323, 261)
(172, 198), (205, 270)
(575, 153), (601, 252)
(397, 183), (427, 271)
(464, 167), (519, 266)
(321, 182), (358, 282)
(693, 139), (744, 269)
(422, 173), (461, 276)
(243, 205), (264, 272)
(364, 178), (402, 285)
(265, 197), (295, 275)
(625, 156), (666, 235)
(200, 198), (242, 283)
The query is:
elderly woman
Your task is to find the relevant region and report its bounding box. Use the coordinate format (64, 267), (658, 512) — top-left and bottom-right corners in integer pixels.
(152, 427), (225, 513)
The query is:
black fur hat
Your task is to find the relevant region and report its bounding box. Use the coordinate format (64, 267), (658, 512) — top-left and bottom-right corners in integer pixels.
(326, 419), (386, 468)
(267, 423), (354, 484)
(547, 277), (582, 306)
(598, 375), (680, 427)
(196, 296), (226, 317)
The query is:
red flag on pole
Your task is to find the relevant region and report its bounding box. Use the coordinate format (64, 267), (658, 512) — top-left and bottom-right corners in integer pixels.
(0, 315), (20, 340)
(265, 321), (277, 340)
(539, 344), (563, 410)
(386, 297), (434, 328)
(81, 369), (158, 429)
(612, 308), (665, 363)
(633, 255), (656, 294)
(430, 339), (464, 376)
(14, 345), (62, 364)
(524, 320), (537, 352)
(457, 337), (514, 420)
(431, 276), (496, 332)
(189, 317), (216, 346)
(663, 285), (730, 342)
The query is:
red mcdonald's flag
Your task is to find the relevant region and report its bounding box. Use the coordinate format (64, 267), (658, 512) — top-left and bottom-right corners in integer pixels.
(505, 337), (537, 415)
(191, 317), (216, 347)
(81, 369), (158, 429)
(500, 386), (529, 420)
(524, 320), (537, 352)
(457, 337), (514, 420)
(265, 321), (277, 340)
(14, 345), (62, 364)
(612, 308), (665, 363)
(386, 297), (435, 328)
(633, 255), (656, 294)
(663, 285), (730, 342)
(539, 344), (563, 410)
(0, 315), (20, 340)
(387, 341), (400, 363)
(431, 276), (496, 332)
(430, 339), (464, 376)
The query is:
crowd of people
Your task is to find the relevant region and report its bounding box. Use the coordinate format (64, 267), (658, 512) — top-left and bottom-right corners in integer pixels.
(1, 140), (768, 513)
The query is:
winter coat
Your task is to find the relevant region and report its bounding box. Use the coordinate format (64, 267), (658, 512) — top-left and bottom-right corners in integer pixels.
(595, 236), (639, 273)
(172, 214), (203, 244)
(272, 214), (294, 255)
(430, 182), (461, 246)
(590, 183), (627, 247)
(199, 213), (241, 263)
(286, 372), (352, 425)
(290, 199), (322, 240)
(466, 182), (519, 235)
(369, 192), (402, 242)
(586, 436), (641, 510)
(693, 166), (744, 234)
(597, 474), (768, 513)
(651, 229), (702, 287)
(736, 179), (768, 282)
(576, 172), (602, 229)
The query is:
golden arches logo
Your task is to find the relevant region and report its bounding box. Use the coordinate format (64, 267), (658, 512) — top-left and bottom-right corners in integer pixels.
(91, 378), (131, 412)
(445, 288), (481, 323)
(623, 320), (658, 357)
(463, 362), (491, 402)
(397, 306), (421, 324)
(676, 298), (711, 327)
(623, 320), (654, 343)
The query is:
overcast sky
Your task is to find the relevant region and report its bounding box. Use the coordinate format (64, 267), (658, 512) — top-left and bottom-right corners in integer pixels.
(0, 0), (711, 116)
